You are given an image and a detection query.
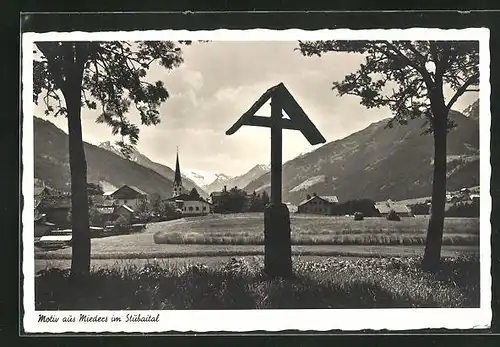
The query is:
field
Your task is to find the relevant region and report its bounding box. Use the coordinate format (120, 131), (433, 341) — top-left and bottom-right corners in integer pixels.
(153, 213), (479, 246)
(34, 214), (480, 310)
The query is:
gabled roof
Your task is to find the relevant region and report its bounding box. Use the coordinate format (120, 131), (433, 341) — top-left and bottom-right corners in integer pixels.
(118, 204), (134, 213)
(111, 185), (148, 199)
(298, 195), (338, 206)
(321, 196), (339, 204)
(166, 194), (212, 204)
(375, 203), (411, 214)
(34, 186), (47, 196)
(96, 207), (115, 215)
(127, 186), (148, 196)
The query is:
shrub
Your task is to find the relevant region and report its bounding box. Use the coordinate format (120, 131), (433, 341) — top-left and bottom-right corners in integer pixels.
(386, 210), (401, 221)
(354, 212), (364, 221)
(114, 215), (129, 227)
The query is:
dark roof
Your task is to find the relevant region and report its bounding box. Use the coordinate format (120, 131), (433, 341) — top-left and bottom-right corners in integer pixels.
(298, 195), (338, 206)
(375, 203), (411, 214)
(34, 186), (46, 196)
(167, 194), (212, 204)
(174, 152), (182, 185)
(118, 204), (134, 213)
(111, 185), (148, 199)
(127, 186), (148, 196)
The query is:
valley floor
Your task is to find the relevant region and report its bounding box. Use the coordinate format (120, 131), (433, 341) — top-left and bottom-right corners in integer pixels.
(34, 214), (479, 272)
(33, 214), (481, 310)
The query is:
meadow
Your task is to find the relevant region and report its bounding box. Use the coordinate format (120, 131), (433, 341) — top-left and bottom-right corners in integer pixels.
(35, 255), (479, 309)
(153, 213), (479, 246)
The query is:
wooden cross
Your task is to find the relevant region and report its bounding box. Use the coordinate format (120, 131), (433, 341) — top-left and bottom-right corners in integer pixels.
(226, 82), (326, 204)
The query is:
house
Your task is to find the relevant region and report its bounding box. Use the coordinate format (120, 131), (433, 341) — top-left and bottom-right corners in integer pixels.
(34, 209), (55, 237)
(297, 193), (339, 215)
(115, 204), (135, 224)
(95, 206), (117, 226)
(37, 194), (72, 227)
(166, 150), (212, 216)
(108, 185), (148, 209)
(34, 185), (52, 199)
(285, 202), (298, 213)
(167, 194), (212, 216)
(210, 186), (228, 206)
(375, 201), (414, 217)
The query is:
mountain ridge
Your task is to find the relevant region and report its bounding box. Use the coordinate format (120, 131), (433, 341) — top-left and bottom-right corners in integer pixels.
(203, 164), (270, 194)
(98, 141), (208, 197)
(244, 102), (480, 205)
(34, 117), (176, 198)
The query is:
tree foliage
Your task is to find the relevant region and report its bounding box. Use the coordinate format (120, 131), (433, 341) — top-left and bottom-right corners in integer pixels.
(298, 40), (479, 132)
(33, 41), (188, 156)
(87, 182), (104, 196)
(298, 40), (480, 270)
(33, 40), (189, 277)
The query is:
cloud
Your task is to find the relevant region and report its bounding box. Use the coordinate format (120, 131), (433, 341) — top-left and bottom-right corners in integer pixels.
(32, 41), (479, 177)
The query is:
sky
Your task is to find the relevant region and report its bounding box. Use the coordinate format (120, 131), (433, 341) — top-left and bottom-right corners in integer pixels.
(33, 41), (479, 177)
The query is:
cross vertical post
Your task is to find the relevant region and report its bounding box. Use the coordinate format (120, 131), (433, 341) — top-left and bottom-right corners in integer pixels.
(225, 82), (326, 279)
(270, 95), (282, 204)
(263, 92), (292, 278)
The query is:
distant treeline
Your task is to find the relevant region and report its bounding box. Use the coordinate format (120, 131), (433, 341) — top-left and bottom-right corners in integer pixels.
(446, 199), (479, 218)
(329, 199), (381, 217)
(212, 188), (270, 214)
(409, 199), (479, 218)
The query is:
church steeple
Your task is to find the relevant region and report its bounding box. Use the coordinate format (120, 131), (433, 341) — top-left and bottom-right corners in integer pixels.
(174, 148), (182, 185)
(172, 147), (184, 197)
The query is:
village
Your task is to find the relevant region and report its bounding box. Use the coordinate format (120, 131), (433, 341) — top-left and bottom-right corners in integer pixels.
(34, 148), (480, 248)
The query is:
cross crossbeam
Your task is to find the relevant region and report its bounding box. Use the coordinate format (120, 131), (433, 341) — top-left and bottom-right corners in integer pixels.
(225, 82), (326, 278)
(226, 82), (326, 204)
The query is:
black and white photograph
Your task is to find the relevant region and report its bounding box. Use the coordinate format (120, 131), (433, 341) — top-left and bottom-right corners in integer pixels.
(22, 28), (491, 332)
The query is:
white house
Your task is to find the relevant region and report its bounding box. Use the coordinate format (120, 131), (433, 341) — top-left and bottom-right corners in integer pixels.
(168, 194), (212, 216)
(165, 149), (211, 216)
(108, 185), (148, 209)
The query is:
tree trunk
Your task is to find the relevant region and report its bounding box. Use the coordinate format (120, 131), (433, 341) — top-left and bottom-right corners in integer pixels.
(422, 108), (448, 271)
(63, 47), (90, 278)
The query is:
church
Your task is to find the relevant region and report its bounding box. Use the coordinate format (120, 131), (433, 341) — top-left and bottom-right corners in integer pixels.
(166, 150), (212, 216)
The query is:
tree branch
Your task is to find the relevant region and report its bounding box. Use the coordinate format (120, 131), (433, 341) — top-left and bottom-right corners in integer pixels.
(446, 73), (479, 110)
(377, 41), (435, 89)
(36, 43), (68, 91)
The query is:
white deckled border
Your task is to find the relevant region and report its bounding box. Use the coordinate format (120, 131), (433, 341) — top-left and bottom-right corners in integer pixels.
(22, 28), (491, 333)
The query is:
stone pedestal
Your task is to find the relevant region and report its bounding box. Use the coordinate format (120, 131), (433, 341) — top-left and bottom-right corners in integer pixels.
(264, 203), (292, 278)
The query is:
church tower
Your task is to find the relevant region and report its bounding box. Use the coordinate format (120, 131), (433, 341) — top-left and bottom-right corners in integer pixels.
(172, 148), (184, 197)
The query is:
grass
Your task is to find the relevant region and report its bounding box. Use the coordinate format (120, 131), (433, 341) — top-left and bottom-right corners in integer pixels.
(154, 232), (478, 246)
(153, 214), (479, 246)
(35, 255), (480, 310)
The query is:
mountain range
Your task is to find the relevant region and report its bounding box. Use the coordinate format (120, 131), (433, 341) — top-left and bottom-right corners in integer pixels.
(183, 171), (232, 189)
(34, 117), (177, 198)
(33, 98), (480, 205)
(202, 164), (270, 194)
(98, 141), (207, 197)
(244, 100), (480, 205)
